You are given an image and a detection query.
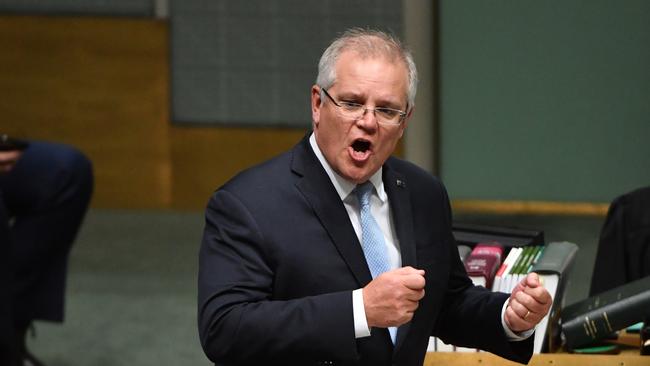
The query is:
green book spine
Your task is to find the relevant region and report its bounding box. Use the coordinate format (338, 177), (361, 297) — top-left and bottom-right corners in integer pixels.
(514, 246), (533, 275)
(506, 246), (533, 291)
(518, 246), (537, 275)
(526, 245), (544, 273)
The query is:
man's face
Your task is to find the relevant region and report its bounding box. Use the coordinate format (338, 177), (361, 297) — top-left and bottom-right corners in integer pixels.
(311, 51), (412, 184)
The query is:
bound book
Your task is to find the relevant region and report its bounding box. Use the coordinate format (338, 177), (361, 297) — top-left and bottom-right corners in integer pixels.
(502, 245), (536, 292)
(464, 242), (503, 289)
(530, 241), (578, 353)
(492, 247), (522, 292)
(561, 275), (650, 350)
(514, 246), (544, 287)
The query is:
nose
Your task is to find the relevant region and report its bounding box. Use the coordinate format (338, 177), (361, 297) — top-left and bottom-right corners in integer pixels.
(355, 108), (379, 129)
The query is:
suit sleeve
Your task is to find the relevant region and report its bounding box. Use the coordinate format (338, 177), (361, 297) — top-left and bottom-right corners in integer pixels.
(432, 187), (533, 364)
(198, 189), (359, 363)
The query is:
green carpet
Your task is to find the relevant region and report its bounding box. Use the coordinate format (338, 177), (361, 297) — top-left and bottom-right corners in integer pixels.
(29, 209), (209, 366)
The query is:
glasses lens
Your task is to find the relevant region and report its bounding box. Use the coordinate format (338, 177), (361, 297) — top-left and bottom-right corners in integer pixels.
(376, 109), (401, 124)
(338, 102), (363, 118)
(340, 107), (402, 125)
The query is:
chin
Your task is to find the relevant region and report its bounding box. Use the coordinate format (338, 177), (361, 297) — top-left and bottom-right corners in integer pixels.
(343, 168), (373, 184)
(336, 156), (378, 183)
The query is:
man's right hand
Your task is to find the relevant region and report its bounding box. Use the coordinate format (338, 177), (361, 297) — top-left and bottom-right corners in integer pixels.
(362, 266), (426, 328)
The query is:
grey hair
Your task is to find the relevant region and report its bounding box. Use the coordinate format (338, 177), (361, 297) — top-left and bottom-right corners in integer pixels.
(316, 28), (418, 110)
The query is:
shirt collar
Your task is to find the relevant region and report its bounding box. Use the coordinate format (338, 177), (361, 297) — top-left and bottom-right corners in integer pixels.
(309, 133), (386, 202)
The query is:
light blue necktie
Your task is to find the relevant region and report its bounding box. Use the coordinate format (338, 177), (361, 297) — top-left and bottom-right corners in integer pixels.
(356, 181), (396, 343)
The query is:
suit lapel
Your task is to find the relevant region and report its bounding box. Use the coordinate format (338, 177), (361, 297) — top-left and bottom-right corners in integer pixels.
(383, 161), (417, 352)
(291, 137), (372, 287)
(383, 164), (416, 270)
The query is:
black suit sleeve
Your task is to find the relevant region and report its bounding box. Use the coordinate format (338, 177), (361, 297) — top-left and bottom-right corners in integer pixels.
(198, 189), (358, 364)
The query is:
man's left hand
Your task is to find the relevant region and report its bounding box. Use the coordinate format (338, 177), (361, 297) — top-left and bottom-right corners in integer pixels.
(504, 272), (552, 333)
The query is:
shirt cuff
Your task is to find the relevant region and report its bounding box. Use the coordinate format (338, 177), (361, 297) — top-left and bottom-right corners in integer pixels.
(501, 300), (536, 341)
(352, 289), (371, 338)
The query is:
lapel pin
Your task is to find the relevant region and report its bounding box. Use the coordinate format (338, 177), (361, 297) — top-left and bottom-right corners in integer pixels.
(396, 179), (406, 188)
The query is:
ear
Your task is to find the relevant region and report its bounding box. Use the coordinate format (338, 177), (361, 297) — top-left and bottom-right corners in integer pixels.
(397, 105), (414, 138)
(311, 85), (323, 128)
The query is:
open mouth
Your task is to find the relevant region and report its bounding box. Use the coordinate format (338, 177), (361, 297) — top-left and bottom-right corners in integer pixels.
(349, 139), (372, 163)
(351, 139), (371, 153)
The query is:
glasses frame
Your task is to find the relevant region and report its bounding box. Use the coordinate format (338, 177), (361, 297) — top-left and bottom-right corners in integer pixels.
(320, 87), (407, 126)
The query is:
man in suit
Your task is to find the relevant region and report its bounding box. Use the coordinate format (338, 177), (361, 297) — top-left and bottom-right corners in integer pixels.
(198, 28), (551, 365)
(0, 139), (93, 366)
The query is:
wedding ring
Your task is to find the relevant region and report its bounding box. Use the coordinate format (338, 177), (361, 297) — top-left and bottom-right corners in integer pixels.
(524, 310), (531, 320)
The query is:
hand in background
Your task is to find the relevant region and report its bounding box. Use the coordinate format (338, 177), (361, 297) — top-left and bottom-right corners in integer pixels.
(0, 150), (22, 173)
(504, 272), (552, 333)
(363, 266), (426, 328)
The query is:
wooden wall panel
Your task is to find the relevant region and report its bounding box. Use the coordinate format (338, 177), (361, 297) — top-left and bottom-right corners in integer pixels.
(0, 16), (171, 208)
(0, 16), (310, 210)
(169, 126), (308, 210)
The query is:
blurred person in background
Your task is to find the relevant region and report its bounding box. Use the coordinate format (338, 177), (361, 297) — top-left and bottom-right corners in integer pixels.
(0, 135), (93, 366)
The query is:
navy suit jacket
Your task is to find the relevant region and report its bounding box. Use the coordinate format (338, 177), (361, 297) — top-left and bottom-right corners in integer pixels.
(198, 136), (533, 365)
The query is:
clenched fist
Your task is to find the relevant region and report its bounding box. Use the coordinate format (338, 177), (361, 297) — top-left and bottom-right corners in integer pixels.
(504, 272), (552, 333)
(363, 266), (426, 328)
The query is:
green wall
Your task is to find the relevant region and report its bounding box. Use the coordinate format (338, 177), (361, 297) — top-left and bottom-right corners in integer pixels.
(439, 0), (650, 203)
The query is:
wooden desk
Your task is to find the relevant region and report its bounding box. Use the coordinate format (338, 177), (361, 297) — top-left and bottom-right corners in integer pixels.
(424, 352), (649, 366)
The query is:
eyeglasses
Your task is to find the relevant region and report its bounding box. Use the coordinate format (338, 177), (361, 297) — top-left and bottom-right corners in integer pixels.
(320, 87), (407, 125)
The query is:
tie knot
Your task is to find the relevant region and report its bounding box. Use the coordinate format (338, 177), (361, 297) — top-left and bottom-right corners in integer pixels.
(355, 181), (374, 207)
